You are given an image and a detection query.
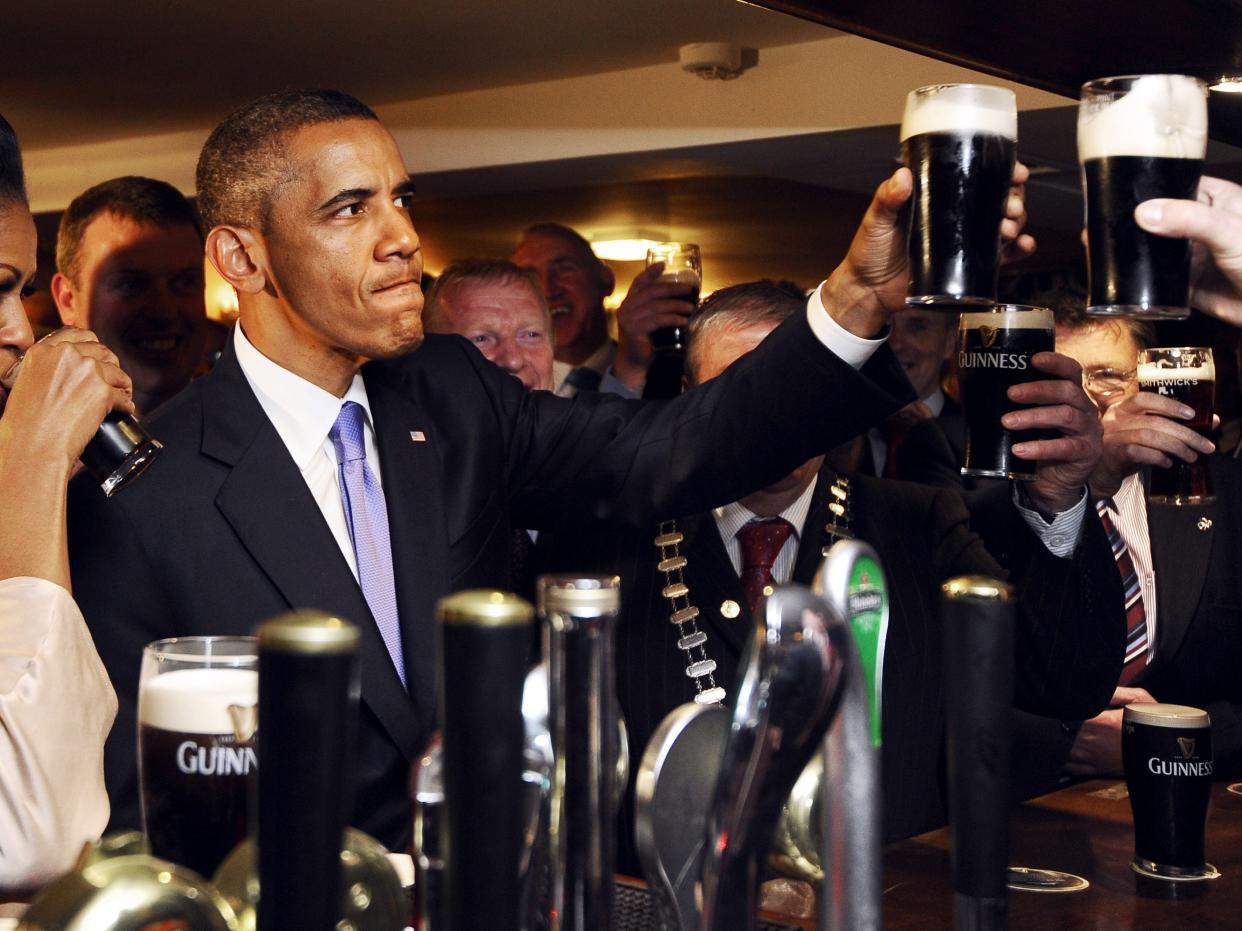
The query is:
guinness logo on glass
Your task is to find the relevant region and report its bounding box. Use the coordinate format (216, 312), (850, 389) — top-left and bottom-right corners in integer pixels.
(980, 325), (1000, 348)
(1178, 737), (1197, 760)
(228, 703), (259, 742)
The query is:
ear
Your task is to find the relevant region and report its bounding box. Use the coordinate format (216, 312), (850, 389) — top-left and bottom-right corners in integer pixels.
(598, 262), (616, 299)
(50, 272), (82, 326)
(206, 226), (270, 296)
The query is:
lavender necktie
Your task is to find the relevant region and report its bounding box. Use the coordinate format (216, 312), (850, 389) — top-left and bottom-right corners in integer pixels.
(330, 401), (406, 687)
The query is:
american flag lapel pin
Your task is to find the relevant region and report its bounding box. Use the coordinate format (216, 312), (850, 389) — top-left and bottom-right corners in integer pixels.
(410, 430), (426, 443)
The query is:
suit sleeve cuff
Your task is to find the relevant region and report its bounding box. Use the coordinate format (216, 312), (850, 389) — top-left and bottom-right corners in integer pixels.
(1011, 485), (1088, 558)
(806, 281), (887, 370)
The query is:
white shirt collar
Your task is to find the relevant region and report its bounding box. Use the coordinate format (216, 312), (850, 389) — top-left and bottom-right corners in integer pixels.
(922, 387), (946, 417)
(713, 474), (819, 541)
(232, 324), (374, 471)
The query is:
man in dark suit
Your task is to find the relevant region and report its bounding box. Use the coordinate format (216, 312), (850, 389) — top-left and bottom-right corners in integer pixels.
(1013, 306), (1242, 793)
(66, 90), (985, 851)
(542, 281), (1123, 871)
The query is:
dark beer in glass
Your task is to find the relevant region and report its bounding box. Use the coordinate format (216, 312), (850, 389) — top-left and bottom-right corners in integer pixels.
(1079, 75), (1207, 320)
(902, 83), (1017, 309)
(1138, 346), (1215, 504)
(643, 242), (701, 400)
(138, 636), (258, 878)
(1122, 703), (1216, 880)
(957, 305), (1054, 480)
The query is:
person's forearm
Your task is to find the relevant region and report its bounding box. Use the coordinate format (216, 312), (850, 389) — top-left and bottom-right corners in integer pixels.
(0, 429), (73, 589)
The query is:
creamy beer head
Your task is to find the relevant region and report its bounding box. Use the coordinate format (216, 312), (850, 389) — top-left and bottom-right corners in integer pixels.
(139, 667), (259, 734)
(1078, 75), (1208, 161)
(900, 84), (1017, 142)
(1124, 702), (1211, 728)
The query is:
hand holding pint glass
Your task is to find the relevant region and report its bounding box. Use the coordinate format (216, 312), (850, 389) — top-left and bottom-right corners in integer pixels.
(902, 83), (1017, 308)
(1079, 75), (1208, 319)
(138, 636), (258, 878)
(642, 243), (701, 400)
(1122, 703), (1217, 881)
(1138, 347), (1215, 504)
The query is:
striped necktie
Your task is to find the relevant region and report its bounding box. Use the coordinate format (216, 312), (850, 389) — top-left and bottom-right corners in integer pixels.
(1096, 498), (1149, 684)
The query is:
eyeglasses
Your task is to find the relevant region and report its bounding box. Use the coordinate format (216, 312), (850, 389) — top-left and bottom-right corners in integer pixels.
(1082, 366), (1137, 400)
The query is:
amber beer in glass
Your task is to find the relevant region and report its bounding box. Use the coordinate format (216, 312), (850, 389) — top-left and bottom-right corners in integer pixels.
(1138, 346), (1215, 504)
(957, 305), (1054, 480)
(138, 636), (258, 877)
(902, 84), (1017, 309)
(1122, 703), (1216, 880)
(1079, 75), (1207, 319)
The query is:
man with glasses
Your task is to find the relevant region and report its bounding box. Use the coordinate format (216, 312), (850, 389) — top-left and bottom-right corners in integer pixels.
(1013, 300), (1242, 793)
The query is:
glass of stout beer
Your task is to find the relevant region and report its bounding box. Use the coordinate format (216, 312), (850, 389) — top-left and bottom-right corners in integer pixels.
(0, 336), (163, 496)
(1079, 75), (1208, 320)
(902, 83), (1017, 309)
(1138, 346), (1215, 504)
(138, 635), (258, 878)
(642, 242), (701, 400)
(957, 305), (1054, 481)
(1122, 703), (1217, 880)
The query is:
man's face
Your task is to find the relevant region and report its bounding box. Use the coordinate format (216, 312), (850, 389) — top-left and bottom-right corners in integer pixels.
(430, 279), (554, 391)
(1055, 322), (1140, 414)
(58, 214), (206, 410)
(888, 308), (956, 400)
(0, 203), (37, 414)
(511, 231), (610, 362)
(257, 119), (423, 367)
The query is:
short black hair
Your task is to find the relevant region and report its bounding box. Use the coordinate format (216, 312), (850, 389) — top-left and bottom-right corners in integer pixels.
(1039, 285), (1156, 349)
(685, 279), (807, 379)
(0, 114), (28, 208)
(56, 176), (201, 284)
(195, 88), (378, 233)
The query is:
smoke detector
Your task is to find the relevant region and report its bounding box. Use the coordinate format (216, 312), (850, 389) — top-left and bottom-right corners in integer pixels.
(679, 42), (750, 80)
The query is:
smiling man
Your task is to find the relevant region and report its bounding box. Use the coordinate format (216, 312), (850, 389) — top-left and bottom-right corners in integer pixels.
(52, 177), (207, 415)
(66, 89), (1116, 853)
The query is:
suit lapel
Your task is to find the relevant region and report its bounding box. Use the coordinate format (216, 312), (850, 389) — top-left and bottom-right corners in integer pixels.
(1146, 497), (1215, 675)
(363, 368), (449, 731)
(680, 511), (752, 658)
(792, 468), (839, 586)
(201, 347), (423, 760)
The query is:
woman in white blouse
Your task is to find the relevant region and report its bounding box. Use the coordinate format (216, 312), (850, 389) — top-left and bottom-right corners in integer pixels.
(0, 114), (132, 888)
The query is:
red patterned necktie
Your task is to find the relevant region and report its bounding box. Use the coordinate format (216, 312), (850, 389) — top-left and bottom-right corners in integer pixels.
(1096, 498), (1149, 684)
(737, 517), (795, 617)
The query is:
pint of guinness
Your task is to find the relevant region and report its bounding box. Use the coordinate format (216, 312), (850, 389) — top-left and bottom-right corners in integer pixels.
(137, 636), (258, 878)
(1138, 346), (1216, 504)
(1122, 703), (1217, 880)
(1079, 75), (1207, 320)
(957, 305), (1054, 480)
(901, 83), (1016, 309)
(643, 242), (701, 400)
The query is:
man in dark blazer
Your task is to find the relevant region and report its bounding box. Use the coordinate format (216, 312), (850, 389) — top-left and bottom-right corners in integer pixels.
(1013, 307), (1242, 794)
(65, 90), (973, 851)
(541, 282), (1123, 872)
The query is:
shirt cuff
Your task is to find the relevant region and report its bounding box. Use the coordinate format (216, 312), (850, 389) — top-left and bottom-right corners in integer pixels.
(598, 368), (642, 399)
(1011, 485), (1088, 558)
(806, 281), (886, 370)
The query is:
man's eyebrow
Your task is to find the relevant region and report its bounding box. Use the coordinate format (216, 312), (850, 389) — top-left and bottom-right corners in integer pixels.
(393, 178), (417, 198)
(318, 187), (375, 213)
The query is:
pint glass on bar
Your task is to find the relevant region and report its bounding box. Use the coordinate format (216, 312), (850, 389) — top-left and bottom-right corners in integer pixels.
(1079, 75), (1208, 320)
(1138, 346), (1215, 504)
(138, 635), (258, 877)
(1122, 703), (1216, 880)
(902, 83), (1017, 309)
(957, 305), (1054, 480)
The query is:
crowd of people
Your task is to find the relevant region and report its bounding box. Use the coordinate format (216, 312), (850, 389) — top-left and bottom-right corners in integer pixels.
(0, 87), (1240, 890)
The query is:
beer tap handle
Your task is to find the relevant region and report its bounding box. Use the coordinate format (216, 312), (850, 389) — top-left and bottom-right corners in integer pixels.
(698, 585), (846, 931)
(941, 576), (1015, 931)
(634, 702), (730, 931)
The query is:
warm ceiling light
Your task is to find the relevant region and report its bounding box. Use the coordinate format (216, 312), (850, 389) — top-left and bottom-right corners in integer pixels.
(590, 229), (670, 262)
(1210, 75), (1242, 93)
(204, 258), (238, 323)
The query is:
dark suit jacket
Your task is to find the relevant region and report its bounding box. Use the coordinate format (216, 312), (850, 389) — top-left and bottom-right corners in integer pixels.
(541, 464), (1123, 871)
(1013, 455), (1242, 795)
(67, 312), (913, 851)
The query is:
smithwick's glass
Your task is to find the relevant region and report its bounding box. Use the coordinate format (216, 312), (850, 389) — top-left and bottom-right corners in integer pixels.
(138, 636), (258, 878)
(1138, 347), (1215, 504)
(901, 83), (1017, 309)
(1079, 75), (1208, 320)
(0, 345), (162, 496)
(643, 242), (701, 400)
(1122, 703), (1218, 880)
(957, 305), (1055, 481)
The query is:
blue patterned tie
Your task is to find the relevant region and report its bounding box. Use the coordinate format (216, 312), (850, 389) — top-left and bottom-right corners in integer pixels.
(330, 401), (406, 687)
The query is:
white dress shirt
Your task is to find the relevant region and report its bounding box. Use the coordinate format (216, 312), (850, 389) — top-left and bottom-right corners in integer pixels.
(233, 325), (381, 582)
(0, 577), (116, 889)
(713, 477), (819, 583)
(1099, 471), (1158, 643)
